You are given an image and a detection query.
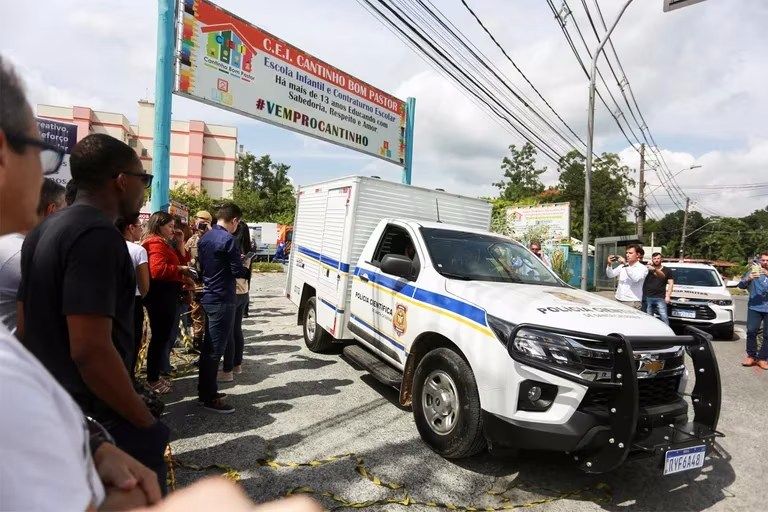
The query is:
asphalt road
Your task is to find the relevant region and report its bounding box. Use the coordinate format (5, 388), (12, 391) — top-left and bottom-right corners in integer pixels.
(163, 274), (764, 511)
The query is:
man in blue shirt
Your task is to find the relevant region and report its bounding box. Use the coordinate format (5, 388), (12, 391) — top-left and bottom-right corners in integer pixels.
(738, 251), (768, 369)
(197, 203), (251, 412)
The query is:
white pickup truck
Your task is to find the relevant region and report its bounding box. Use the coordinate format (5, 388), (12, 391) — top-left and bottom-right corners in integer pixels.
(286, 176), (722, 475)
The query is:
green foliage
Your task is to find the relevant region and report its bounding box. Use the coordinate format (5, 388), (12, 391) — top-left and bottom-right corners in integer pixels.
(555, 150), (635, 240)
(551, 249), (573, 283)
(494, 143), (546, 202)
(169, 183), (216, 216)
(235, 153), (296, 223)
(253, 262), (284, 273)
(170, 153), (296, 224)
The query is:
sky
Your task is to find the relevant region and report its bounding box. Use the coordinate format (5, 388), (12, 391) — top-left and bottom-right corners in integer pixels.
(2, 0), (766, 219)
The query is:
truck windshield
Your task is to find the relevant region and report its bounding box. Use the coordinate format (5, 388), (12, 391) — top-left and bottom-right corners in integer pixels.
(420, 228), (564, 286)
(669, 267), (722, 287)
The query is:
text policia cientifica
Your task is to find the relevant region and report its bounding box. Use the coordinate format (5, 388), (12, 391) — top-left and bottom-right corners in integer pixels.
(260, 99), (370, 147)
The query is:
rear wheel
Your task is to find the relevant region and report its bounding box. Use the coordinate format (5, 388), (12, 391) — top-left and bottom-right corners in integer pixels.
(303, 297), (332, 352)
(412, 348), (486, 458)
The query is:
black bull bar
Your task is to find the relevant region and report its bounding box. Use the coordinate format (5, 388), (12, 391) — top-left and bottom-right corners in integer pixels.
(505, 324), (722, 474)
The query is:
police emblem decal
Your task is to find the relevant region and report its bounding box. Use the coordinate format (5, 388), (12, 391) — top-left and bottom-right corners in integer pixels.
(393, 304), (408, 336)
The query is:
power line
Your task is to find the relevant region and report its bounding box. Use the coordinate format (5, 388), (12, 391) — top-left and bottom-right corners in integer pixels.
(399, 0), (577, 156)
(358, 0), (569, 163)
(458, 0), (588, 149)
(549, 0), (686, 210)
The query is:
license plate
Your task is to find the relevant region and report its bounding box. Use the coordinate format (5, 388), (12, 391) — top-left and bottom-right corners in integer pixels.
(663, 445), (706, 475)
(671, 309), (696, 319)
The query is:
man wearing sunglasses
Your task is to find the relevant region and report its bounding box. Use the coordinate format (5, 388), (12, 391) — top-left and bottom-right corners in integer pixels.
(0, 56), (165, 510)
(16, 128), (170, 494)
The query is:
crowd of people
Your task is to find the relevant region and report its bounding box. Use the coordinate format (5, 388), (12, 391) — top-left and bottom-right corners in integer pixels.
(605, 244), (768, 369)
(0, 56), (320, 511)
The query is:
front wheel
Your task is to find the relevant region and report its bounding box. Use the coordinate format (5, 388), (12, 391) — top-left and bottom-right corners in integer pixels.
(713, 322), (734, 341)
(412, 348), (486, 458)
(303, 297), (332, 353)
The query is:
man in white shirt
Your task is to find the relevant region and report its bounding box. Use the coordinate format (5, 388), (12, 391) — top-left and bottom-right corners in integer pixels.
(605, 244), (648, 309)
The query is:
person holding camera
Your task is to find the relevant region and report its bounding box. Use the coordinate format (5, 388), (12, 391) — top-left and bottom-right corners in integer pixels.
(605, 244), (648, 310)
(642, 252), (674, 324)
(738, 251), (768, 369)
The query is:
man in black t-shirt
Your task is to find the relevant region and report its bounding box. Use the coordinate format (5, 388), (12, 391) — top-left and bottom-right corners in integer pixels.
(642, 252), (674, 324)
(16, 133), (170, 492)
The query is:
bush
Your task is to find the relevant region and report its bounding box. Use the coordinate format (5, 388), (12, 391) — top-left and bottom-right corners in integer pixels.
(253, 262), (284, 273)
(551, 249), (573, 284)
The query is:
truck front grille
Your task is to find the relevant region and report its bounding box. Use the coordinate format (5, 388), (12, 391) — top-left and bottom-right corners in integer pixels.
(580, 375), (682, 410)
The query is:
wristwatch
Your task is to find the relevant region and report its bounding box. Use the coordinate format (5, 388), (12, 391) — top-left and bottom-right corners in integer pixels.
(85, 416), (115, 454)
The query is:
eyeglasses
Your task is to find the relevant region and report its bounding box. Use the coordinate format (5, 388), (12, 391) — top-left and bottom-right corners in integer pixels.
(119, 170), (154, 189)
(5, 133), (65, 176)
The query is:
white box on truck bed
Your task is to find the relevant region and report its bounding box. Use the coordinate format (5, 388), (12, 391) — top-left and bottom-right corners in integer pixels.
(286, 176), (491, 340)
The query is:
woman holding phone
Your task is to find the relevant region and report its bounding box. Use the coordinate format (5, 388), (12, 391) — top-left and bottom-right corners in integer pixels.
(141, 212), (192, 393)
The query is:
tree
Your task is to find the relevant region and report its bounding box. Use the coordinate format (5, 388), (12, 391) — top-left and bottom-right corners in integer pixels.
(653, 210), (706, 258)
(700, 218), (749, 262)
(169, 183), (215, 216)
(493, 143), (546, 202)
(235, 153), (295, 223)
(554, 150), (635, 240)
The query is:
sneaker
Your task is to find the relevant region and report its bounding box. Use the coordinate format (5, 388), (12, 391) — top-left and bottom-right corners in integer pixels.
(758, 360), (768, 370)
(742, 356), (757, 367)
(217, 371), (234, 383)
(233, 365), (242, 375)
(197, 392), (226, 402)
(202, 398), (234, 414)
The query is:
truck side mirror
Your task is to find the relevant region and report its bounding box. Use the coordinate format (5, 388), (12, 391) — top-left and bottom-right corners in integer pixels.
(381, 254), (414, 280)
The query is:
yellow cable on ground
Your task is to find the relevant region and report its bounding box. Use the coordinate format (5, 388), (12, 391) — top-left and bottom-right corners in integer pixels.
(166, 446), (611, 510)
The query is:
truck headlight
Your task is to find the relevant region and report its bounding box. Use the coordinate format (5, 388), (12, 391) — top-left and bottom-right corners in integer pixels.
(709, 299), (732, 306)
(488, 316), (585, 376)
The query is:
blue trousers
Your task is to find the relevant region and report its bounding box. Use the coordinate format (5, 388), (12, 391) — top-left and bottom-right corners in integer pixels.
(197, 302), (236, 402)
(746, 309), (768, 359)
(645, 297), (669, 325)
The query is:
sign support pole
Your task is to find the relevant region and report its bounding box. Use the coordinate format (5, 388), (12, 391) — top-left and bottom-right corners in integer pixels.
(402, 97), (416, 185)
(150, 0), (176, 213)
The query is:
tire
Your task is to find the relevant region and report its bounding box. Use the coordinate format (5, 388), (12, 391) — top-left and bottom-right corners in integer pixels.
(713, 322), (734, 341)
(412, 348), (486, 458)
(303, 297), (333, 353)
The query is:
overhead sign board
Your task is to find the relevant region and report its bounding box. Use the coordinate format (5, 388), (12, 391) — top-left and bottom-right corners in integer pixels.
(506, 202), (570, 242)
(663, 0), (706, 12)
(36, 118), (77, 186)
(175, 0), (407, 165)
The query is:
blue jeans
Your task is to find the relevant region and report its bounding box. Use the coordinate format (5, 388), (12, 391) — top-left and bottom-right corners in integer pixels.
(223, 293), (249, 372)
(645, 297), (669, 325)
(746, 309), (768, 360)
(197, 302), (236, 402)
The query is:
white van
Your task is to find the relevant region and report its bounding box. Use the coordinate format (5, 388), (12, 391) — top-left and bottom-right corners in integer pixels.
(286, 177), (722, 475)
(664, 262), (735, 339)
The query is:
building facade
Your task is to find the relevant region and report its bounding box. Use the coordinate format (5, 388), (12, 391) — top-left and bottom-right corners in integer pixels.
(37, 101), (237, 198)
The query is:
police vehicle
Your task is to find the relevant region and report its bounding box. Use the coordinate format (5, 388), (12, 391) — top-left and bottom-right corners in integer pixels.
(664, 262), (735, 339)
(286, 176), (722, 475)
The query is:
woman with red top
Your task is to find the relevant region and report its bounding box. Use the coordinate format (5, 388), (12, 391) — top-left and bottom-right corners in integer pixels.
(141, 212), (192, 393)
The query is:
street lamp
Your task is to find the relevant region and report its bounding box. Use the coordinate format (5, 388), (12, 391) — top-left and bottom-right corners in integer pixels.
(647, 164), (702, 195)
(580, 0), (709, 290)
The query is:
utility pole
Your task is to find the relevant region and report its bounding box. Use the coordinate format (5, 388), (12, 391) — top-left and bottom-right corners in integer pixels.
(679, 197), (690, 262)
(581, 0), (635, 290)
(650, 231), (655, 250)
(637, 143), (646, 240)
